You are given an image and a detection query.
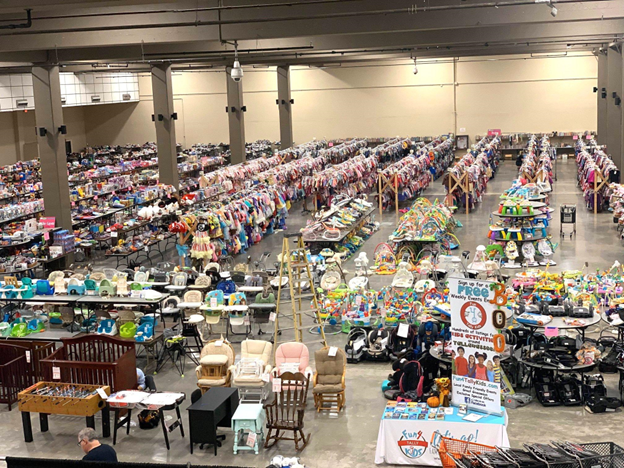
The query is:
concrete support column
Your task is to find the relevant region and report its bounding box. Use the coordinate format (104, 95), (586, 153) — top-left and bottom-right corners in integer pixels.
(606, 46), (623, 168)
(151, 63), (179, 189)
(597, 51), (608, 146)
(226, 68), (246, 165)
(277, 66), (294, 150)
(32, 66), (73, 232)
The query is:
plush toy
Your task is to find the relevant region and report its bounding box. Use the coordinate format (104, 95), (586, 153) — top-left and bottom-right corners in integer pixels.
(435, 377), (452, 407)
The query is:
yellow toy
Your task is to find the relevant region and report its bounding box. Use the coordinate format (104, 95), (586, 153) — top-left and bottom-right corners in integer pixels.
(435, 377), (452, 407)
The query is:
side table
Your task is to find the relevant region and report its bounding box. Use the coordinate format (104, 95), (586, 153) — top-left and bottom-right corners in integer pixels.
(232, 403), (265, 455)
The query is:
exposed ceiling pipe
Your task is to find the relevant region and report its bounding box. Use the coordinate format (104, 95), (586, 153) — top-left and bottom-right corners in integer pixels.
(0, 0), (614, 36)
(0, 9), (31, 30)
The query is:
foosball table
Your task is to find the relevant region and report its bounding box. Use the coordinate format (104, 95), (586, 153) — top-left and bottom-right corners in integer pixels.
(18, 381), (111, 442)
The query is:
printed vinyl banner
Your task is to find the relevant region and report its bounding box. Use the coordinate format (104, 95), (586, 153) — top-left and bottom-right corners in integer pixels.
(448, 277), (504, 415)
(374, 408), (509, 465)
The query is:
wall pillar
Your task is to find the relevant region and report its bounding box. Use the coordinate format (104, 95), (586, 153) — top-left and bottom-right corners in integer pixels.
(606, 46), (623, 168)
(277, 66), (294, 150)
(32, 66), (73, 233)
(226, 68), (246, 164)
(151, 63), (179, 189)
(597, 50), (608, 146)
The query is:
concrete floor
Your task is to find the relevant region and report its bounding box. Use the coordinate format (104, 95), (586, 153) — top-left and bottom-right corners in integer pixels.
(1, 157), (623, 467)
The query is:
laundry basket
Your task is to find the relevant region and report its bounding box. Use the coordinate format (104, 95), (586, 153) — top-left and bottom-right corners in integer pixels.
(434, 431), (498, 468)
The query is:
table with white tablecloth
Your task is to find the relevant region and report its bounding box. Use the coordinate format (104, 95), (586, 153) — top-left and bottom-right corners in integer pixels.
(375, 404), (510, 466)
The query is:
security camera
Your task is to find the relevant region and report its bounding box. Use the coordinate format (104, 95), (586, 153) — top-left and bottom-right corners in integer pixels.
(550, 5), (557, 16)
(231, 60), (243, 82)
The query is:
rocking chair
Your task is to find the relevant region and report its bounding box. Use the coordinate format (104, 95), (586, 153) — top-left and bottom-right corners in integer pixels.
(264, 371), (310, 451)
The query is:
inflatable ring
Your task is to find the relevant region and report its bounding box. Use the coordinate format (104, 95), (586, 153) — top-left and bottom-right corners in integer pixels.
(492, 309), (506, 329)
(493, 333), (506, 353)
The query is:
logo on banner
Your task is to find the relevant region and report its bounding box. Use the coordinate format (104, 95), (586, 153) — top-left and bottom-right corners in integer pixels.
(460, 301), (487, 330)
(398, 430), (428, 459)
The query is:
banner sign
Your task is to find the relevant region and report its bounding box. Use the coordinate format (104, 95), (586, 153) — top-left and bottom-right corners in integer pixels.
(448, 278), (504, 415)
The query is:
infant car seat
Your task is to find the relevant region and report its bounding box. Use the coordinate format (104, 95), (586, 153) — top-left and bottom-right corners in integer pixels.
(345, 327), (367, 363)
(534, 369), (561, 406)
(366, 328), (390, 361)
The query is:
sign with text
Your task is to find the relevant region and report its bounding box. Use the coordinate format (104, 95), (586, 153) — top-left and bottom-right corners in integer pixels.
(448, 277), (503, 415)
(487, 129), (502, 136)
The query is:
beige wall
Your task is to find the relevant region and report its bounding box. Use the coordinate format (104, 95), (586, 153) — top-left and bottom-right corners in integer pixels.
(83, 52), (601, 149)
(0, 105), (87, 165)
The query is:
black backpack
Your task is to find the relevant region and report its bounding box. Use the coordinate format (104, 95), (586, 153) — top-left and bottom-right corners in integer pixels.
(138, 410), (161, 429)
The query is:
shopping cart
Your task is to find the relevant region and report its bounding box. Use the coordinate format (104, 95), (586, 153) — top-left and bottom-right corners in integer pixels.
(433, 431), (498, 468)
(560, 204), (576, 238)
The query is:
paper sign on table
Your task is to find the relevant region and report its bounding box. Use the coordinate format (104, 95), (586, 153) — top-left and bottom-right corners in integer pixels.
(111, 231), (118, 238)
(463, 413), (485, 422)
(545, 326), (558, 337)
(246, 431), (257, 447)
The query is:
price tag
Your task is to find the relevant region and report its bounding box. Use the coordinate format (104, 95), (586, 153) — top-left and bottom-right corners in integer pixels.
(25, 351), (31, 363)
(355, 296), (362, 306)
(269, 312), (276, 322)
(43, 232), (49, 241)
(96, 388), (109, 400)
(215, 340), (223, 347)
(111, 231), (118, 238)
(380, 307), (387, 318)
(328, 346), (338, 357)
(94, 195), (98, 200)
(398, 323), (409, 338)
(144, 246), (149, 252)
(243, 315), (250, 326)
(261, 373), (270, 383)
(272, 378), (282, 393)
(246, 431), (257, 447)
(176, 210), (183, 216)
(52, 366), (61, 380)
(210, 298), (217, 308)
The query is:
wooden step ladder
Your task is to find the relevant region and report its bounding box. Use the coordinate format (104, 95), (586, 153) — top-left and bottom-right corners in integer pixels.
(273, 233), (327, 351)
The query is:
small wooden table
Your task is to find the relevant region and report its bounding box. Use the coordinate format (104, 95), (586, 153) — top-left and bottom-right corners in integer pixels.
(232, 403), (265, 455)
(18, 381), (111, 443)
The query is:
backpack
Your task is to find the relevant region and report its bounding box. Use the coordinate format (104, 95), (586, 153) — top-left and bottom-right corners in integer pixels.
(138, 410), (161, 429)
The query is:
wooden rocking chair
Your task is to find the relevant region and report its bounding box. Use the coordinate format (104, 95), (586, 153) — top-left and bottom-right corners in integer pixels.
(264, 371), (310, 451)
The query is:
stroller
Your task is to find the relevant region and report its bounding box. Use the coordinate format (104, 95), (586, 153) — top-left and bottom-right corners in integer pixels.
(345, 327), (368, 363)
(366, 328), (390, 361)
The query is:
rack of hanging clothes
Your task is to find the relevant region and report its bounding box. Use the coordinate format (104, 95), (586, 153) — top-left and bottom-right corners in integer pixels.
(443, 136), (500, 214)
(304, 149), (380, 210)
(251, 139), (367, 208)
(576, 137), (618, 213)
(519, 136), (554, 189)
(378, 137), (454, 222)
(171, 184), (289, 268)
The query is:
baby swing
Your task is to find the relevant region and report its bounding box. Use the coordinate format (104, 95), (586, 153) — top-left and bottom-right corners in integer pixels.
(373, 243), (397, 275)
(392, 262), (414, 288)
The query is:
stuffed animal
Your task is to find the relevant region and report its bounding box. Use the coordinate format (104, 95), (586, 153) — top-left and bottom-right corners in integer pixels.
(435, 377), (452, 407)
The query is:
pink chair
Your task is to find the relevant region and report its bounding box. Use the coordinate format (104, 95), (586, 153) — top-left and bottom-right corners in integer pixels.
(273, 342), (313, 378)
